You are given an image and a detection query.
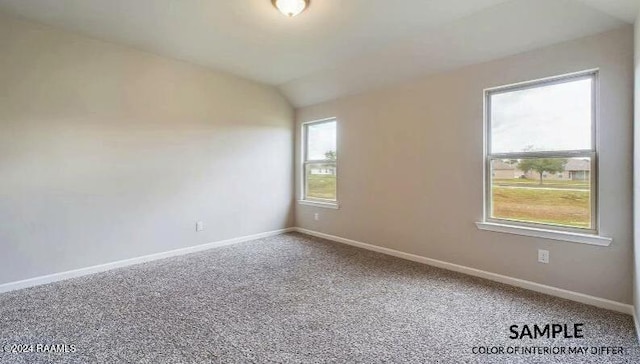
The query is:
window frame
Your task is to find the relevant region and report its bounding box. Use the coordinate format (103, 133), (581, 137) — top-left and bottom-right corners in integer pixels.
(301, 117), (338, 207)
(483, 70), (599, 235)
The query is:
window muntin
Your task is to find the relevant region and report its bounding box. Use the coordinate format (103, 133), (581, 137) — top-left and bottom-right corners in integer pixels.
(303, 119), (337, 203)
(485, 72), (597, 233)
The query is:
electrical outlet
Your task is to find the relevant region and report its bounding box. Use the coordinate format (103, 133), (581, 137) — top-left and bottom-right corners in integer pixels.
(196, 221), (204, 232)
(314, 213), (319, 221)
(538, 249), (549, 264)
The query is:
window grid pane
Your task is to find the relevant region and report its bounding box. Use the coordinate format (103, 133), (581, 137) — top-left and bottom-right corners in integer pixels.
(304, 162), (337, 201)
(306, 121), (337, 161)
(489, 156), (592, 229)
(489, 77), (593, 154)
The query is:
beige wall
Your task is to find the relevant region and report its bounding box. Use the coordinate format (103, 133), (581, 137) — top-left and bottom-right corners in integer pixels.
(0, 14), (294, 284)
(634, 13), (640, 319)
(296, 27), (634, 303)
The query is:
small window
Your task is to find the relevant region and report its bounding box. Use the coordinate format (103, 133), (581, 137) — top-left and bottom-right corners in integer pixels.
(485, 71), (597, 233)
(302, 118), (337, 205)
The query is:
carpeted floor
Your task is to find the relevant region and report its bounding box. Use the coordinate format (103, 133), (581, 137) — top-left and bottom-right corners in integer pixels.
(0, 232), (638, 363)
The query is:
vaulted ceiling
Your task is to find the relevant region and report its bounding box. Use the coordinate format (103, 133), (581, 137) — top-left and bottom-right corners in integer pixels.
(0, 0), (637, 107)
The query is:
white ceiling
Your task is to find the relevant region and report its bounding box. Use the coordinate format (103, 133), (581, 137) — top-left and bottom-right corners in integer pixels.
(0, 0), (637, 107)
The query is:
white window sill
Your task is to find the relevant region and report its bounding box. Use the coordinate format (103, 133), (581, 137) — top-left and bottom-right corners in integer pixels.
(298, 200), (340, 209)
(475, 222), (612, 247)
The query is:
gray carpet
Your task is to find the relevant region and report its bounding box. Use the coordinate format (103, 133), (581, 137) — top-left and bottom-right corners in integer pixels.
(0, 232), (637, 363)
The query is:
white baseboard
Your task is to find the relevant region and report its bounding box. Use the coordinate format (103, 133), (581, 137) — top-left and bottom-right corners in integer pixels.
(294, 227), (634, 315)
(0, 227), (295, 294)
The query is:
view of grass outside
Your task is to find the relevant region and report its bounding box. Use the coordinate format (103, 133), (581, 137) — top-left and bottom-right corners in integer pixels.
(491, 179), (591, 229)
(306, 173), (337, 200)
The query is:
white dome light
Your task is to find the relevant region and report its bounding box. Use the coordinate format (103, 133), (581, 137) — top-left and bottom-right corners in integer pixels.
(272, 0), (309, 17)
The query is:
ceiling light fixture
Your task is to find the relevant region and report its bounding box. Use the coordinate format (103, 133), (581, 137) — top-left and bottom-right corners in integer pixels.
(272, 0), (309, 17)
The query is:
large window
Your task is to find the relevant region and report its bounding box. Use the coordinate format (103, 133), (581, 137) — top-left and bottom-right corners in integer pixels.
(302, 118), (337, 205)
(485, 71), (597, 233)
